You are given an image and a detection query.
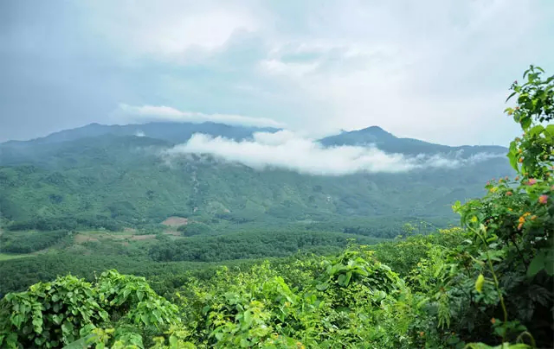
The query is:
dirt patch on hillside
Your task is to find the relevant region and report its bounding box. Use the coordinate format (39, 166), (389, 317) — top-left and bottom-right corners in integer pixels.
(74, 234), (100, 243)
(110, 234), (133, 240)
(164, 230), (182, 237)
(131, 235), (156, 241)
(161, 216), (188, 227)
(123, 227), (137, 234)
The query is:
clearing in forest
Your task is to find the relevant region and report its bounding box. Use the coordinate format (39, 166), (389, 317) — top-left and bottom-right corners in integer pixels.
(161, 216), (188, 227)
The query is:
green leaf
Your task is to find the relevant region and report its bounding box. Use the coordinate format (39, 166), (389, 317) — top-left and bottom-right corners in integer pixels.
(11, 314), (24, 329)
(507, 152), (519, 172)
(506, 91), (517, 102)
(529, 125), (544, 136)
(169, 335), (178, 348)
(545, 250), (554, 276)
(344, 271), (352, 286)
(61, 321), (74, 336)
(527, 251), (546, 277)
(140, 313), (149, 325)
(416, 297), (429, 309)
(32, 318), (44, 334)
(243, 310), (253, 328)
(475, 274), (485, 293)
(521, 116), (532, 129)
(316, 282), (329, 291)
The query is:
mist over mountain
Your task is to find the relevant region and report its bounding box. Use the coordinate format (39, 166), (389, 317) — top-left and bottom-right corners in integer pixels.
(0, 121), (512, 233)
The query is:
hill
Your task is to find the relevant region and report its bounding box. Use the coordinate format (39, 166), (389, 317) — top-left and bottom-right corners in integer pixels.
(0, 121), (512, 233)
(320, 125), (507, 155)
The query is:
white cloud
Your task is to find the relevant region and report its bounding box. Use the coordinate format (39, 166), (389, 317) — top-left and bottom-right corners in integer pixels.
(251, 0), (546, 145)
(162, 130), (504, 176)
(66, 1), (553, 146)
(260, 59), (320, 78)
(115, 104), (284, 128)
(84, 1), (262, 60)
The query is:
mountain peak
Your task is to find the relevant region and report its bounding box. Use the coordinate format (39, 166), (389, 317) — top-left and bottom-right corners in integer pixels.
(359, 126), (393, 137)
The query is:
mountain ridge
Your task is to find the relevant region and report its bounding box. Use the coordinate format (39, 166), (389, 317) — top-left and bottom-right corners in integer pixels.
(319, 125), (507, 156)
(0, 121), (513, 233)
(1, 121), (280, 147)
(1, 121), (507, 155)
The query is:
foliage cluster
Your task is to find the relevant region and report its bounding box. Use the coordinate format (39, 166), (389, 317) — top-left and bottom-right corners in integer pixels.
(0, 271), (180, 349)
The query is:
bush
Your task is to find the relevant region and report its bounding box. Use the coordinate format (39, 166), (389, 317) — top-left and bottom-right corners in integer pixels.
(0, 271), (180, 349)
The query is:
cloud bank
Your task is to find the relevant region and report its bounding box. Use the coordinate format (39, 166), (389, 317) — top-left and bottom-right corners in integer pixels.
(116, 104), (284, 128)
(163, 131), (504, 176)
(3, 1), (552, 144)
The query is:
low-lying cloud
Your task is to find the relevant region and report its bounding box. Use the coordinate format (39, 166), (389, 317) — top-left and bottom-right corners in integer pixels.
(116, 104), (284, 128)
(163, 131), (504, 176)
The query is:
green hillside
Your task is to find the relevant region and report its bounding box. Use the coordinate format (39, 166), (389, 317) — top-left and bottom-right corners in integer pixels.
(0, 123), (512, 233)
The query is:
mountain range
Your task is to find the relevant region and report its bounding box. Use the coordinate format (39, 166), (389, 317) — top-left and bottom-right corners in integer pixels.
(0, 121), (513, 237)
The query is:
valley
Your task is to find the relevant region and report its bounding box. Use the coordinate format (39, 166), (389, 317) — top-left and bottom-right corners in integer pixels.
(0, 68), (552, 349)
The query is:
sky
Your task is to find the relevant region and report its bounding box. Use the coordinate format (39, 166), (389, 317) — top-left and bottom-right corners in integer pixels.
(1, 0), (553, 145)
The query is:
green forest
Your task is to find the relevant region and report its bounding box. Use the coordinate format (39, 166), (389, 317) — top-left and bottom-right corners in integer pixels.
(0, 66), (553, 349)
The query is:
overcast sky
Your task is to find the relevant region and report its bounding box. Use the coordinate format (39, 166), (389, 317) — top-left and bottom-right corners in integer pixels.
(1, 0), (553, 145)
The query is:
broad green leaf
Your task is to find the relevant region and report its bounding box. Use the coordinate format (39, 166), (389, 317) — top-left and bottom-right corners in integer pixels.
(521, 116), (532, 129)
(545, 250), (554, 276)
(32, 318), (43, 333)
(475, 274), (485, 293)
(316, 283), (329, 291)
(243, 310), (253, 328)
(62, 336), (88, 349)
(529, 125), (544, 136)
(527, 251), (546, 277)
(169, 335), (178, 348)
(61, 321), (74, 336)
(344, 271), (352, 286)
(508, 152), (519, 171)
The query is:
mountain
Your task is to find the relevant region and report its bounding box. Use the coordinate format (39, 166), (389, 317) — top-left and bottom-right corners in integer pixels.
(319, 126), (507, 156)
(0, 122), (279, 166)
(3, 121), (279, 146)
(0, 122), (513, 237)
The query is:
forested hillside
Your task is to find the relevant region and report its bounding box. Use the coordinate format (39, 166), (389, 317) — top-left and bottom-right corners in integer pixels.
(0, 66), (552, 349)
(0, 119), (512, 232)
